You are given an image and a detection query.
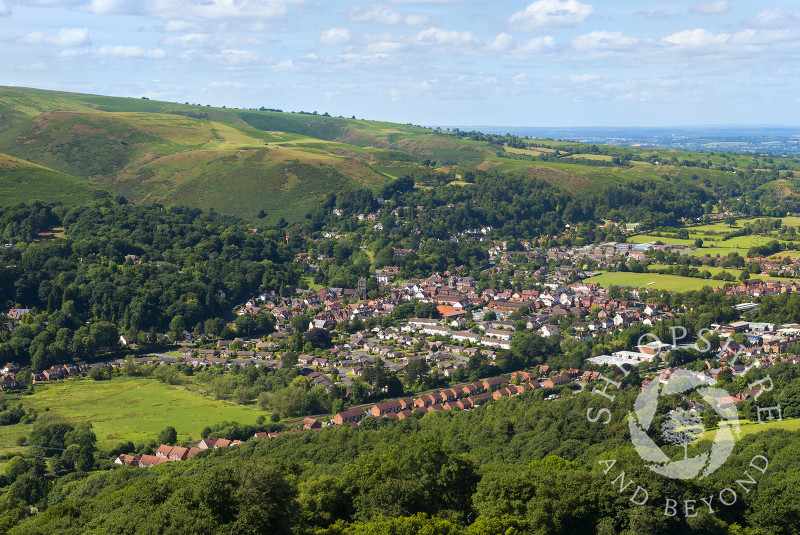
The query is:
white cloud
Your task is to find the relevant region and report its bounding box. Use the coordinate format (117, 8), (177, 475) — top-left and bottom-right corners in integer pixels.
(508, 0), (594, 32)
(486, 32), (513, 53)
(207, 81), (246, 89)
(89, 0), (138, 15)
(572, 31), (637, 51)
(412, 27), (480, 47)
(635, 10), (672, 20)
(59, 45), (167, 58)
(162, 33), (261, 49)
(319, 28), (351, 46)
(163, 20), (202, 32)
(508, 35), (556, 58)
(689, 0), (730, 15)
(363, 41), (407, 54)
(8, 62), (49, 70)
(84, 0), (305, 21)
(658, 27), (800, 57)
(207, 48), (261, 65)
(0, 1), (11, 16)
(97, 45), (167, 58)
(349, 4), (429, 26)
(748, 8), (800, 29)
(270, 52), (393, 74)
(662, 28), (729, 49)
(18, 27), (90, 46)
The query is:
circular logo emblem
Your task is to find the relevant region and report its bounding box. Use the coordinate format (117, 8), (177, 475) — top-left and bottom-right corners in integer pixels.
(629, 370), (739, 480)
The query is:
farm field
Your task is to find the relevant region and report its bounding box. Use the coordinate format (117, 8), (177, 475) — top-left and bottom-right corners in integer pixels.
(584, 271), (727, 292)
(0, 377), (264, 456)
(697, 416), (800, 443)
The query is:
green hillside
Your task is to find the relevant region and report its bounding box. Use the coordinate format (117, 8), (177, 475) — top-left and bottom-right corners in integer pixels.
(0, 152), (104, 207)
(1, 85), (799, 223)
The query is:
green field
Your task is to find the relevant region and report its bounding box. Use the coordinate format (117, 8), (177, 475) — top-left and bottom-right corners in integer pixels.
(628, 235), (693, 246)
(697, 416), (800, 443)
(0, 377), (264, 455)
(584, 271), (727, 292)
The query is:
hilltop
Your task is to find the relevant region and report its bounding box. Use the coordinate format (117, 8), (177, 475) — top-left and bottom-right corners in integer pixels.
(1, 86), (799, 224)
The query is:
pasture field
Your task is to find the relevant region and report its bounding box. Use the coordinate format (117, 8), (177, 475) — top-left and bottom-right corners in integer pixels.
(628, 235), (693, 246)
(0, 377), (263, 456)
(583, 271), (726, 292)
(697, 416), (800, 443)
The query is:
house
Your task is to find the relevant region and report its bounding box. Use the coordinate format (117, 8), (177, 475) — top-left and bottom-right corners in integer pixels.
(197, 438), (217, 450)
(398, 397), (415, 410)
(482, 376), (507, 391)
(303, 417), (322, 430)
(544, 375), (572, 388)
(457, 397), (474, 410)
(155, 444), (173, 458)
(370, 400), (403, 417)
(114, 454), (139, 466)
(169, 446), (190, 461)
(137, 455), (162, 467)
(540, 325), (560, 337)
(334, 407), (366, 425)
(462, 382), (483, 396)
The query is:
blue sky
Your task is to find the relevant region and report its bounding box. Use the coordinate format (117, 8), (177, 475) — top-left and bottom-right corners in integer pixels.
(2, 0), (800, 126)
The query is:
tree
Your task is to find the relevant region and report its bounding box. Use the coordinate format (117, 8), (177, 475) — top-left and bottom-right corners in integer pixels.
(170, 315), (186, 342)
(303, 327), (332, 349)
(290, 314), (311, 334)
(404, 359), (429, 385)
(157, 426), (178, 446)
(281, 352), (298, 369)
(779, 379), (800, 418)
(725, 215), (737, 228)
(661, 408), (703, 460)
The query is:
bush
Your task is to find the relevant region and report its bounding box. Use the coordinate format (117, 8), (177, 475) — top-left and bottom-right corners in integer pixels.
(88, 366), (110, 381)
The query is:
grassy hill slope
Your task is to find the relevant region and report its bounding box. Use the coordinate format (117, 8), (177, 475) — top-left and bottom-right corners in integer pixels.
(0, 152), (105, 207)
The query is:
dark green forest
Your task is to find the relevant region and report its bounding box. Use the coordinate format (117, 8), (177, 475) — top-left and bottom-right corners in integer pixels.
(3, 386), (798, 534)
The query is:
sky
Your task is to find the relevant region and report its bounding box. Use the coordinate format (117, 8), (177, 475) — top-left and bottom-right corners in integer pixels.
(2, 0), (800, 127)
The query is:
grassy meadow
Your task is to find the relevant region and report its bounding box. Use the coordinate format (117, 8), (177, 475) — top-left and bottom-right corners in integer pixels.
(584, 271), (726, 292)
(0, 376), (264, 456)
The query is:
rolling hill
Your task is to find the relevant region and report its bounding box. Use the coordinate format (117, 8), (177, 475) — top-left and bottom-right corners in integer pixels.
(1, 85), (799, 223)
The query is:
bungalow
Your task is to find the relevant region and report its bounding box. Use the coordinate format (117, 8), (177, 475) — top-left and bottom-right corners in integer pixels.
(544, 375), (572, 388)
